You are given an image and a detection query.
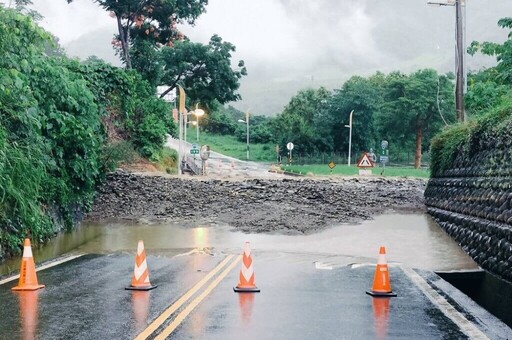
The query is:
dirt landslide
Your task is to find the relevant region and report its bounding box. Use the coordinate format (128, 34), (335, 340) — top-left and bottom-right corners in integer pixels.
(87, 171), (427, 234)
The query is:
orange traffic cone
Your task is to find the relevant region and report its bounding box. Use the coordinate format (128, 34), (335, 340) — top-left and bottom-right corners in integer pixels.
(233, 241), (260, 293)
(125, 240), (157, 291)
(12, 239), (45, 291)
(366, 246), (397, 297)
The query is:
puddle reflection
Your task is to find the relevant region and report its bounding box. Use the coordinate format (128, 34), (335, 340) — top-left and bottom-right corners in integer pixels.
(238, 293), (255, 325)
(131, 291), (150, 331)
(15, 290), (40, 340)
(372, 297), (391, 340)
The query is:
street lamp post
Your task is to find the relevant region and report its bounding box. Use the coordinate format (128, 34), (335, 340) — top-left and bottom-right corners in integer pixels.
(237, 111), (250, 161)
(345, 110), (354, 166)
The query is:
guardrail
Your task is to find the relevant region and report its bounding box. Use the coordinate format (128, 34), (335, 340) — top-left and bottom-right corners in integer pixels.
(181, 156), (202, 175)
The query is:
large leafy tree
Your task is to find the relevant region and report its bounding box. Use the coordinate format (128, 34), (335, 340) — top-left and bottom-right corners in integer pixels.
(377, 69), (455, 168)
(66, 0), (246, 106)
(157, 35), (247, 105)
(66, 0), (208, 69)
(271, 87), (331, 154)
(328, 75), (384, 154)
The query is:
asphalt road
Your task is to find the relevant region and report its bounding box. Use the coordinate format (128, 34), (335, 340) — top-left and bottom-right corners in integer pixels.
(165, 137), (282, 178)
(1, 250), (509, 339)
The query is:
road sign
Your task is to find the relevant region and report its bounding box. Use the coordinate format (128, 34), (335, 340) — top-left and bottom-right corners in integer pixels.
(356, 152), (375, 168)
(380, 155), (389, 164)
(328, 161), (336, 169)
(381, 140), (388, 150)
(190, 149), (199, 155)
(287, 142), (294, 151)
(359, 169), (372, 176)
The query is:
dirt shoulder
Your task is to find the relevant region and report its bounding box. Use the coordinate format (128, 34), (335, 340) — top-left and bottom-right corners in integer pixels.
(86, 170), (427, 234)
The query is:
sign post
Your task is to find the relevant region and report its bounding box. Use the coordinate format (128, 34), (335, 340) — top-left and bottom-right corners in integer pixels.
(356, 152), (375, 176)
(380, 140), (389, 171)
(287, 142), (294, 164)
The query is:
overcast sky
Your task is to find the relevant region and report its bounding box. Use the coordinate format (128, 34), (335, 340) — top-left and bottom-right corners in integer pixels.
(5, 0), (512, 114)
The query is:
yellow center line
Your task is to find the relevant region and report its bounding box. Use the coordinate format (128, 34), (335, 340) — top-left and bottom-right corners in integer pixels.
(134, 254), (235, 340)
(154, 254), (242, 340)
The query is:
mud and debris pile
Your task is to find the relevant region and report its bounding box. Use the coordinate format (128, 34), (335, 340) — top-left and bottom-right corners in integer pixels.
(88, 171), (426, 234)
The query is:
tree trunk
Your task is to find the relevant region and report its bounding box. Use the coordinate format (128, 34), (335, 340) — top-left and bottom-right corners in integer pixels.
(116, 16), (132, 69)
(414, 118), (422, 169)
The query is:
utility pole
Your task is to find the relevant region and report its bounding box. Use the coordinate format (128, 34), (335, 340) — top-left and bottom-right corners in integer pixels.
(428, 0), (465, 122)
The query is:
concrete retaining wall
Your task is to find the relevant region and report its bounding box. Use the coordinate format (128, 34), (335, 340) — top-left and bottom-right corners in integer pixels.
(425, 147), (512, 282)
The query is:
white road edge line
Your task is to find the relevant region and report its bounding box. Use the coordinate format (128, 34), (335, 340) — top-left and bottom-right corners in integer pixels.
(401, 266), (489, 340)
(0, 254), (84, 286)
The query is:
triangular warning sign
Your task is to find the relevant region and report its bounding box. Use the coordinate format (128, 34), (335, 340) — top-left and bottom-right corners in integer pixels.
(357, 152), (374, 168)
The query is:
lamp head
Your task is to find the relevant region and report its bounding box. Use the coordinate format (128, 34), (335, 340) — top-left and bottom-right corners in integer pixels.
(194, 108), (205, 117)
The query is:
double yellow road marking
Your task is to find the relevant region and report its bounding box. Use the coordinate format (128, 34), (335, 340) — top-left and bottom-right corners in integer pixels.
(135, 254), (241, 340)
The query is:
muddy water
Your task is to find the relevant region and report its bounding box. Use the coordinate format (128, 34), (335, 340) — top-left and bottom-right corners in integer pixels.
(0, 212), (478, 276)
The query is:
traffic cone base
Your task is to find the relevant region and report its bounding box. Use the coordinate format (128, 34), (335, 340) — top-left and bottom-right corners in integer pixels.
(125, 284), (157, 291)
(233, 286), (260, 293)
(365, 290), (397, 297)
(12, 239), (45, 291)
(126, 240), (157, 291)
(12, 284), (45, 291)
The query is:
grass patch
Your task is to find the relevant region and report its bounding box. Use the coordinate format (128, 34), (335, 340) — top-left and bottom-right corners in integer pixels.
(281, 164), (430, 178)
(151, 147), (178, 174)
(185, 128), (276, 162)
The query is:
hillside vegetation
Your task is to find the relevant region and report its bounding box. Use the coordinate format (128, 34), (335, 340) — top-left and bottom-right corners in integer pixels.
(0, 8), (176, 259)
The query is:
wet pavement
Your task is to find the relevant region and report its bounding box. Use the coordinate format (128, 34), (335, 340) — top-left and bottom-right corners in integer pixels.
(0, 213), (510, 339)
(0, 253), (223, 339)
(172, 257), (467, 340)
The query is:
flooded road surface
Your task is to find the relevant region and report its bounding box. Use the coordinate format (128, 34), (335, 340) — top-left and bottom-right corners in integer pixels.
(1, 212), (477, 277)
(1, 212), (509, 340)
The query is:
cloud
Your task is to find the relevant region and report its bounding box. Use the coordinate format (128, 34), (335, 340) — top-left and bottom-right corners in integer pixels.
(31, 0), (115, 44)
(17, 0), (512, 115)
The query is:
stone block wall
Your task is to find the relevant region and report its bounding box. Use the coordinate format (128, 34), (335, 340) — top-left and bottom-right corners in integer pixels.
(425, 148), (512, 283)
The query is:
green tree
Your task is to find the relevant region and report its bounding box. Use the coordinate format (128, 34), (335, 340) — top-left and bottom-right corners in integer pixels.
(468, 17), (512, 85)
(271, 87), (331, 154)
(466, 18), (512, 116)
(465, 70), (509, 116)
(66, 0), (208, 69)
(328, 75), (383, 154)
(157, 35), (247, 105)
(377, 70), (455, 168)
(201, 103), (237, 135)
